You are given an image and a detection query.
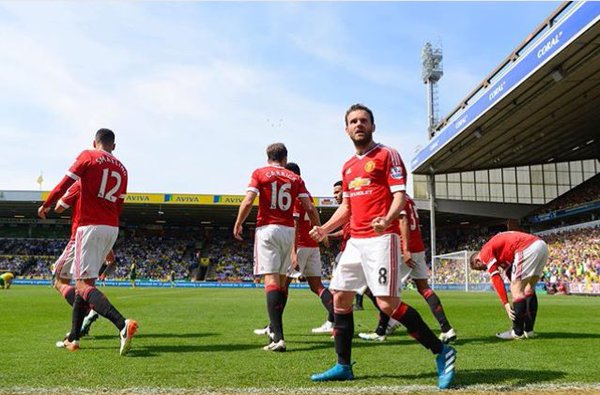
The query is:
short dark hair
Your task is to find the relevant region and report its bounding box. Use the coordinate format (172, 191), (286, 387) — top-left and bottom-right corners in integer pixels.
(266, 143), (287, 162)
(333, 180), (342, 187)
(95, 128), (115, 146)
(468, 252), (480, 269)
(285, 162), (301, 176)
(345, 103), (374, 126)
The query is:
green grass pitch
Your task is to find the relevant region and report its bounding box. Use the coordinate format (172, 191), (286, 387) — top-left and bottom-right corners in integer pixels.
(1, 286), (599, 393)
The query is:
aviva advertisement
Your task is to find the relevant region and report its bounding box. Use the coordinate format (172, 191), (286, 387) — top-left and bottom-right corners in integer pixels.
(125, 193), (165, 204)
(164, 194), (215, 205)
(36, 192), (329, 207)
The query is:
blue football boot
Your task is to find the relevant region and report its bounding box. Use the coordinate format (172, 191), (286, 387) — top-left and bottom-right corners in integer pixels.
(436, 344), (456, 389)
(310, 362), (354, 382)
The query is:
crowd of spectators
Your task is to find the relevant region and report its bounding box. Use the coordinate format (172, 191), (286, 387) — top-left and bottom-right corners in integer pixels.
(543, 227), (600, 294)
(205, 238), (254, 282)
(533, 173), (600, 215)
(112, 236), (194, 280)
(0, 231), (342, 283)
(1, 224), (599, 294)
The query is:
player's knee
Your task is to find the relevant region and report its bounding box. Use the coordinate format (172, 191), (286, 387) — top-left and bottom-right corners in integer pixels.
(417, 285), (433, 298)
(376, 296), (399, 316)
(307, 278), (323, 294)
(333, 291), (354, 309)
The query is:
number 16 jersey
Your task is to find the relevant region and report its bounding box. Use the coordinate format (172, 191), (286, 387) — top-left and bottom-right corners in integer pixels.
(247, 165), (309, 228)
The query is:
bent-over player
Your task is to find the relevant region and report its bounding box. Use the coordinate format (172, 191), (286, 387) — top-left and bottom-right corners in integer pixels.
(470, 231), (549, 339)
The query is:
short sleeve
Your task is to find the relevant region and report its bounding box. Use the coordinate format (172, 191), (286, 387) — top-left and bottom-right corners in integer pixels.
(59, 182), (81, 208)
(385, 148), (406, 193)
(247, 169), (260, 194)
(67, 151), (91, 180)
(479, 244), (498, 273)
(297, 178), (309, 198)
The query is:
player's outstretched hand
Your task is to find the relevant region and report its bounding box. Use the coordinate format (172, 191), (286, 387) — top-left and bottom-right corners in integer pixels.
(371, 217), (389, 233)
(37, 205), (49, 219)
(310, 226), (327, 242)
(504, 303), (516, 321)
(233, 223), (244, 241)
(321, 235), (330, 248)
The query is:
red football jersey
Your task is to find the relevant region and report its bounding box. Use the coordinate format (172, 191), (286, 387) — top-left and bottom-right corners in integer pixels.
(400, 195), (425, 253)
(293, 195), (318, 248)
(479, 231), (541, 273)
(44, 149), (128, 227)
(342, 144), (406, 238)
(247, 165), (309, 228)
(57, 181), (81, 241)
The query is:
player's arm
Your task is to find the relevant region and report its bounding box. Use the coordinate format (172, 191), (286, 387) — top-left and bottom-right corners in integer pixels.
(299, 196), (329, 246)
(328, 229), (343, 238)
(98, 250), (116, 281)
(372, 190), (406, 233)
(399, 212), (415, 268)
(38, 176), (76, 218)
(39, 153), (90, 219)
(488, 263), (515, 320)
(299, 196), (320, 227)
(373, 149), (407, 232)
(117, 176), (128, 216)
(54, 201), (68, 214)
(233, 191), (257, 240)
(291, 217), (299, 271)
(310, 197), (350, 242)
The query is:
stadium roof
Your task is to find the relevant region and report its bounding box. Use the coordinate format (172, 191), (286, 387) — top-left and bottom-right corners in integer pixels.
(412, 1), (600, 175)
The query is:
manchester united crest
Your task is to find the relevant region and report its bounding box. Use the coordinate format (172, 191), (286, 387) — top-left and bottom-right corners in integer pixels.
(364, 160), (376, 173)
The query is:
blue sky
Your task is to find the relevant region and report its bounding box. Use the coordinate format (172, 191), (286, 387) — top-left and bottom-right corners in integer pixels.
(0, 1), (559, 196)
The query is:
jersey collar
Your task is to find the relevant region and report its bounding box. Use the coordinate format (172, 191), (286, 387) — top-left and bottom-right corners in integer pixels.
(355, 143), (380, 159)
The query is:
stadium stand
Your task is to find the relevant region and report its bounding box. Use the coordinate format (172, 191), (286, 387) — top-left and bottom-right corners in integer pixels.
(532, 173), (600, 215)
(2, 221), (598, 296)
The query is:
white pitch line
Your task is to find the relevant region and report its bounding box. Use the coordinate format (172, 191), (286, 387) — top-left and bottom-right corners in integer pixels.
(3, 383), (600, 395)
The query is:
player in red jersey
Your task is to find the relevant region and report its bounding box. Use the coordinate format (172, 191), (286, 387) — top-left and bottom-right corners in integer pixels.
(38, 128), (137, 355)
(52, 181), (115, 339)
(470, 231), (549, 340)
(254, 163), (334, 336)
(359, 194), (455, 342)
(309, 104), (455, 389)
(234, 143), (320, 352)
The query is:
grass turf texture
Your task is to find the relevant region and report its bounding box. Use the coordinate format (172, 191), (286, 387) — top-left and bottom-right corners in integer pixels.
(1, 286), (599, 393)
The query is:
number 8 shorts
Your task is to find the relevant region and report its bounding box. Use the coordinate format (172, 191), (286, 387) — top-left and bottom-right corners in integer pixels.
(329, 233), (410, 297)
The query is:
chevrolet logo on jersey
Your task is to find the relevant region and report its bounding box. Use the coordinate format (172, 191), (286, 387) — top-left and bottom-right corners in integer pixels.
(349, 177), (371, 190)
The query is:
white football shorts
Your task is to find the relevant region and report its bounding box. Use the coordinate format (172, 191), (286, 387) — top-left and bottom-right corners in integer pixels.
(72, 225), (118, 280)
(53, 240), (75, 280)
(511, 239), (549, 281)
(401, 251), (429, 282)
(253, 224), (294, 276)
(330, 233), (409, 297)
(288, 247), (321, 277)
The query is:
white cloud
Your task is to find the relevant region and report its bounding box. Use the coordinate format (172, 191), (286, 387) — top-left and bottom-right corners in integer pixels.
(0, 1), (560, 199)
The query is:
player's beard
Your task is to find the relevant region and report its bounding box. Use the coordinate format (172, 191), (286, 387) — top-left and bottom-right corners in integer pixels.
(351, 129), (374, 151)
